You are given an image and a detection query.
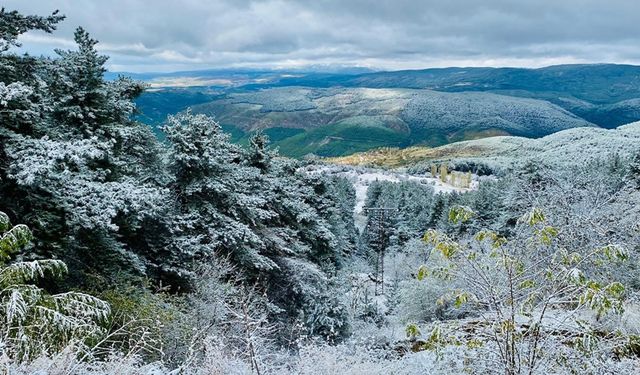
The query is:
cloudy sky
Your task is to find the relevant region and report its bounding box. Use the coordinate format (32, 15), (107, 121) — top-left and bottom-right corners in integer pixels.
(5, 0), (640, 73)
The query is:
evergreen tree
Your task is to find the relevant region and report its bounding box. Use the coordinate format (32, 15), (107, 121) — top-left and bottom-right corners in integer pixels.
(163, 112), (351, 338)
(0, 8), (64, 52)
(0, 11), (167, 287)
(246, 131), (277, 172)
(0, 211), (109, 361)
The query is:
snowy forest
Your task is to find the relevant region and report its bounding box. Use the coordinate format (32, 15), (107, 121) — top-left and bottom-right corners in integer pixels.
(2, 8), (640, 375)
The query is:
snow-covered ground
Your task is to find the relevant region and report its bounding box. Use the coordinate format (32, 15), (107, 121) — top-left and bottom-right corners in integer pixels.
(305, 165), (478, 230)
(427, 120), (640, 171)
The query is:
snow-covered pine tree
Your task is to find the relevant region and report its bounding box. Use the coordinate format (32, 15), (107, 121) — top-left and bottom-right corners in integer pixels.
(1, 7), (356, 345)
(246, 131), (277, 172)
(49, 27), (145, 139)
(163, 111), (275, 274)
(163, 111), (351, 338)
(0, 9), (64, 160)
(0, 211), (109, 361)
(0, 10), (167, 287)
(0, 8), (64, 52)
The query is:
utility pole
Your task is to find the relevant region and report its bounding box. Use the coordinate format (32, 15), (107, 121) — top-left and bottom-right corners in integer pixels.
(363, 207), (397, 296)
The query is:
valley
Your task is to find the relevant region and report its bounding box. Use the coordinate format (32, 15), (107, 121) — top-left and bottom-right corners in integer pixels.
(131, 64), (640, 158)
(187, 87), (592, 157)
(4, 4), (640, 373)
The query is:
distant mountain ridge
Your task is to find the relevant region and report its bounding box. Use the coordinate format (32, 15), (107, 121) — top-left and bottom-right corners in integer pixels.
(268, 64), (640, 129)
(127, 64), (640, 157)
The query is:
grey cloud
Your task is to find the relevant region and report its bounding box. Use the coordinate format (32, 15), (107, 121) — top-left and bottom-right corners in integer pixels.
(4, 0), (640, 72)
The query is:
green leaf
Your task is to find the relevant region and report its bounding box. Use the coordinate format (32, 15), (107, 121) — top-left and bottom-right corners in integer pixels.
(606, 282), (625, 298)
(436, 240), (459, 259)
(454, 291), (471, 308)
(536, 226), (558, 245)
(518, 279), (536, 289)
(406, 323), (421, 339)
(422, 229), (440, 244)
(521, 207), (545, 226)
(600, 244), (628, 262)
(0, 224), (33, 259)
(475, 230), (507, 248)
(474, 230), (489, 242)
(448, 205), (475, 224)
(417, 265), (429, 281)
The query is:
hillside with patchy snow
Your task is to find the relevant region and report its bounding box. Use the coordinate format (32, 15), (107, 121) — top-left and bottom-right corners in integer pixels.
(330, 121), (640, 171)
(189, 87), (594, 157)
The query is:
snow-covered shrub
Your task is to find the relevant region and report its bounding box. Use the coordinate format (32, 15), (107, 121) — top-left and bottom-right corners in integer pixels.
(416, 206), (632, 375)
(396, 278), (456, 323)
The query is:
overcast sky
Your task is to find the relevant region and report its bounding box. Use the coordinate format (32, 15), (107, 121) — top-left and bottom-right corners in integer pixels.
(5, 0), (640, 73)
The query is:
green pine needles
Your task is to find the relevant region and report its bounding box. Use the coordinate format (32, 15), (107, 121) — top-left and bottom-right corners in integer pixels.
(0, 211), (110, 361)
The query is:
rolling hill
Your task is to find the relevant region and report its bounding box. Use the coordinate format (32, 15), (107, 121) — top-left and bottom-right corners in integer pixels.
(188, 87), (593, 157)
(127, 64), (640, 157)
(328, 121), (640, 170)
(269, 64), (640, 129)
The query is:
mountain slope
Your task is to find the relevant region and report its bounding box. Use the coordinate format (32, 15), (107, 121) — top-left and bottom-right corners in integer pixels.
(129, 64), (640, 158)
(189, 87), (594, 157)
(329, 121), (640, 169)
(274, 64), (640, 101)
(132, 64), (640, 131)
(265, 64), (640, 129)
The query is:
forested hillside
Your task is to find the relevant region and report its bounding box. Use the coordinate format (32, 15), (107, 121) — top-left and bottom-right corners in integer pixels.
(131, 64), (640, 157)
(0, 8), (356, 371)
(187, 87), (593, 157)
(2, 8), (640, 375)
(264, 64), (640, 129)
